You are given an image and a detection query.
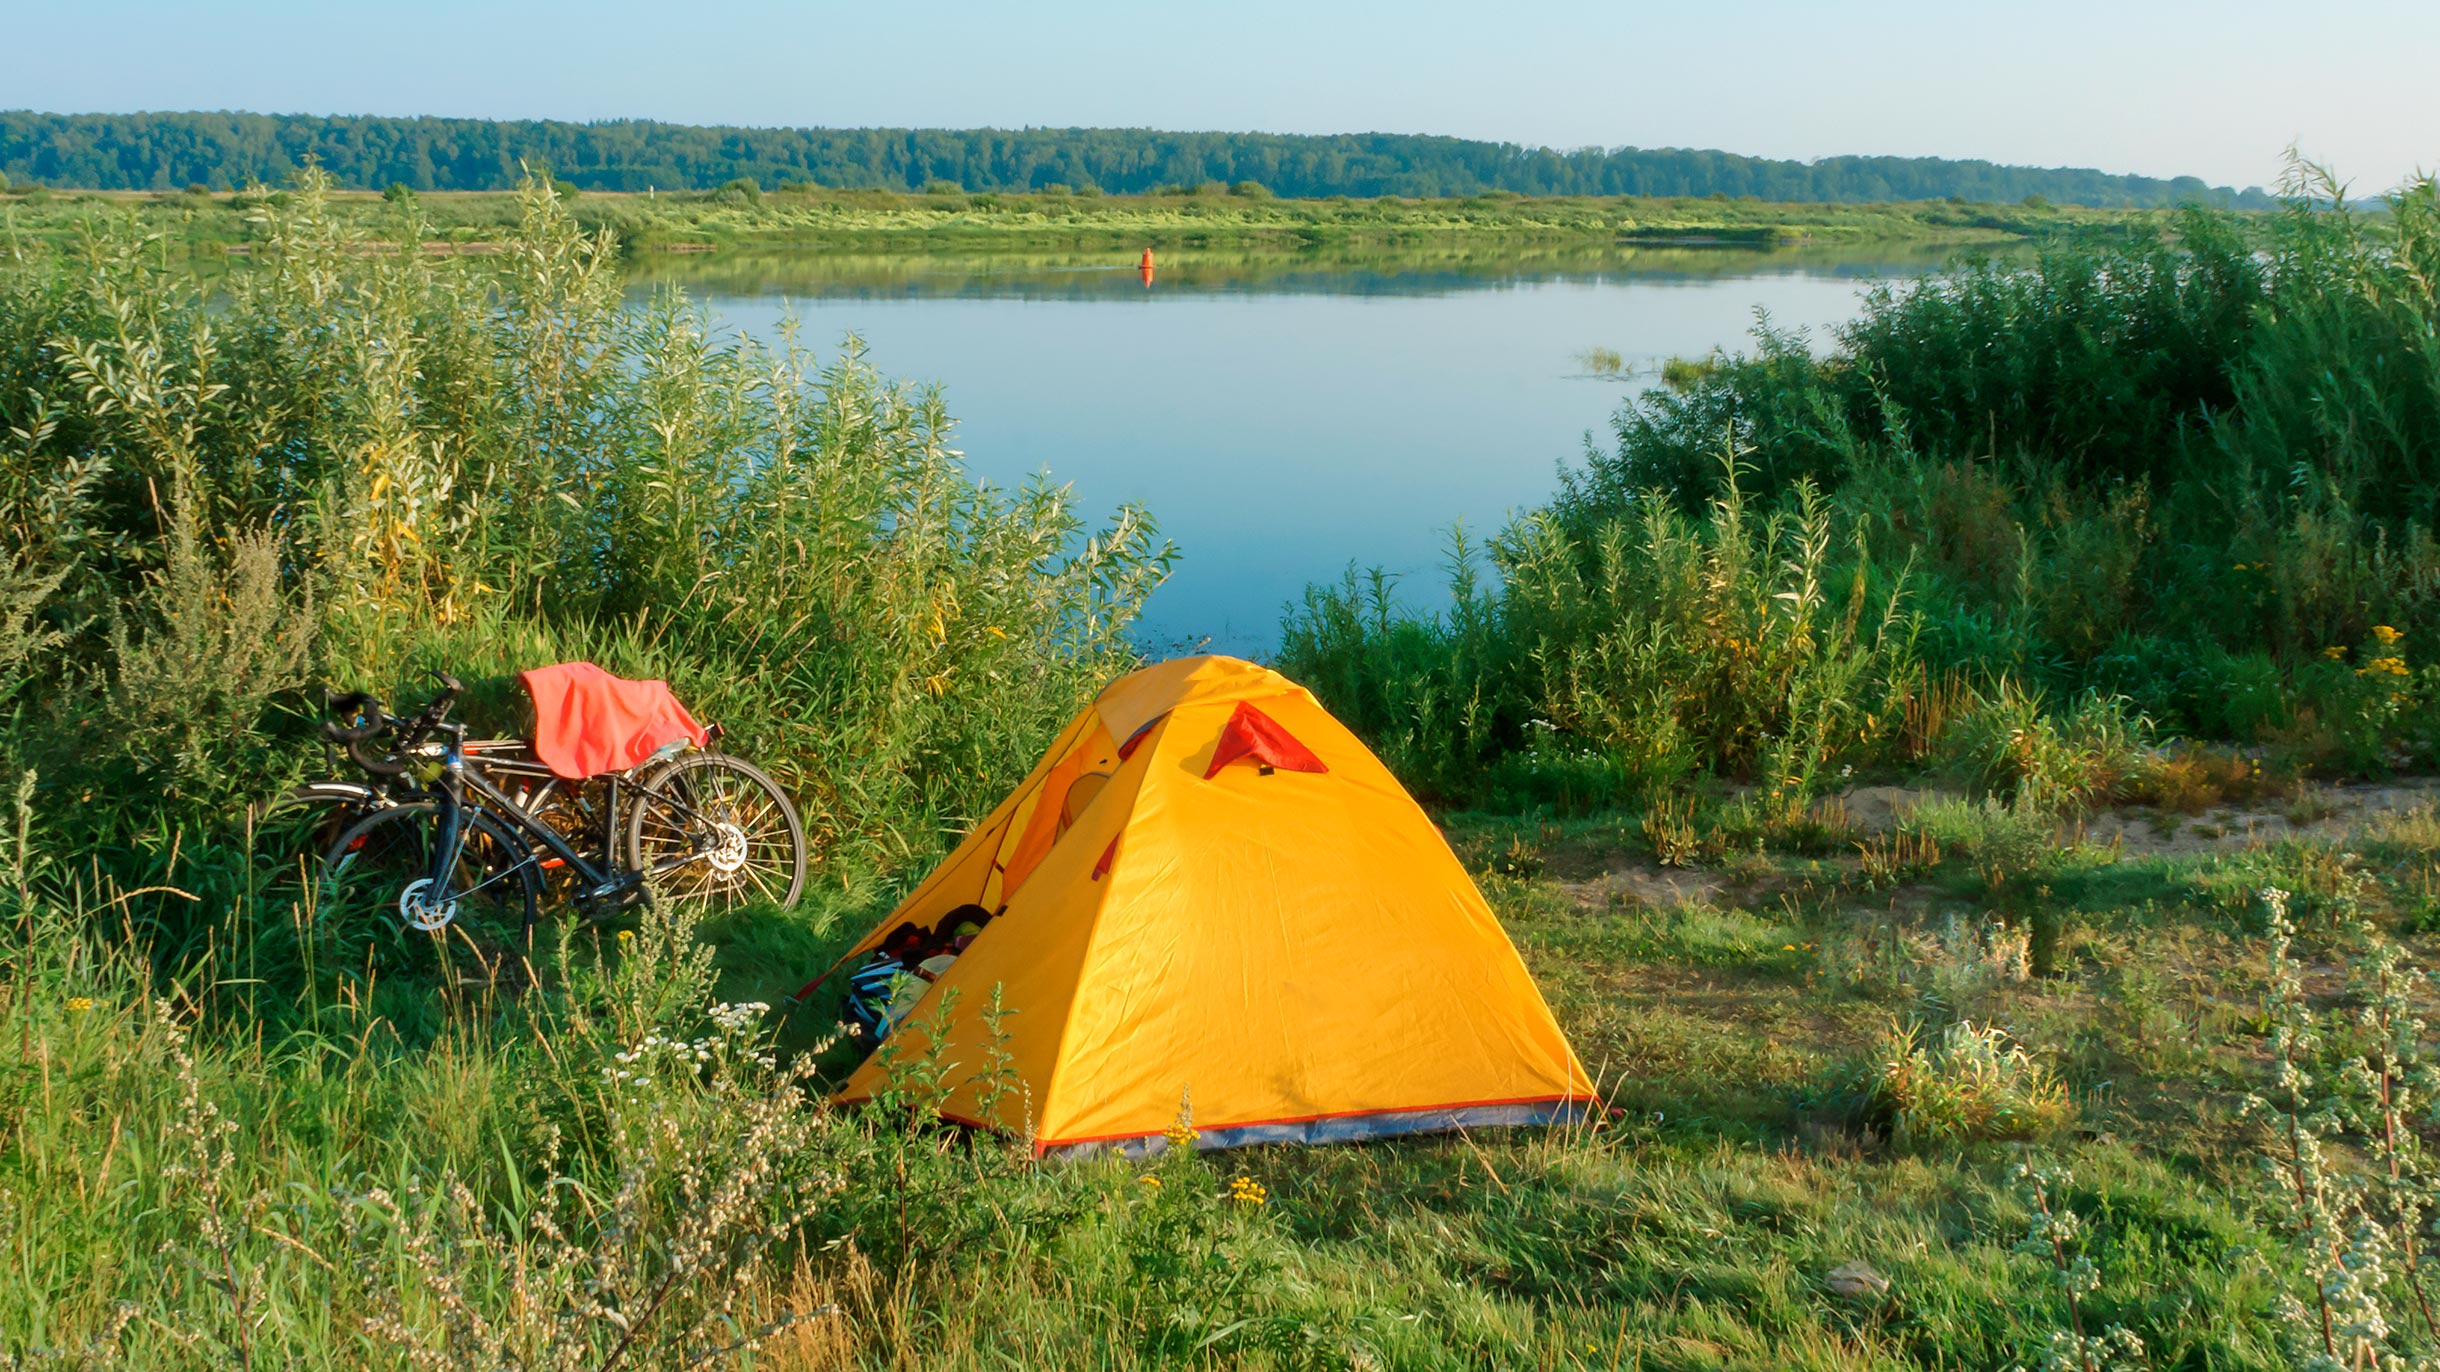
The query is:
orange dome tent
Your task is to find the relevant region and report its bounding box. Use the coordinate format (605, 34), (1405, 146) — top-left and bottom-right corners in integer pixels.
(806, 656), (1594, 1154)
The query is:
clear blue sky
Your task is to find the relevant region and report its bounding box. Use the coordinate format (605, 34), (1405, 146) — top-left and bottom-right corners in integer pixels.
(12, 0), (2435, 193)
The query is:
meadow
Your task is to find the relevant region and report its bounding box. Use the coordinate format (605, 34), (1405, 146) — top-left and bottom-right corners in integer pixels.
(0, 178), (2159, 261)
(2, 165), (2439, 1370)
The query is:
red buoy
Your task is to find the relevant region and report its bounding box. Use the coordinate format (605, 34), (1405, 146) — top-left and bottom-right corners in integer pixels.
(1140, 247), (1155, 270)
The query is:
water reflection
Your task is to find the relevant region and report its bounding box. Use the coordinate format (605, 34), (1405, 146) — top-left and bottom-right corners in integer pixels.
(620, 239), (1989, 301)
(635, 241), (1968, 653)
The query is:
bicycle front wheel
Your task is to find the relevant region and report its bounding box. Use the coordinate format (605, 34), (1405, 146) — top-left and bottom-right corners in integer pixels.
(322, 802), (542, 940)
(625, 753), (806, 912)
(267, 779), (391, 861)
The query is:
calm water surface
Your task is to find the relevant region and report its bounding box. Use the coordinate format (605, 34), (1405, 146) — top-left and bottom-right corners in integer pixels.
(630, 244), (1958, 653)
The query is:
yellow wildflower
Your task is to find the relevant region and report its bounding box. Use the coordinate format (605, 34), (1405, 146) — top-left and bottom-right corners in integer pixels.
(617, 928), (635, 943)
(1161, 1089), (1198, 1152)
(1137, 1175), (1162, 1188)
(2359, 656), (2411, 678)
(2373, 625), (2403, 645)
(67, 997), (95, 1013)
(2323, 645), (2348, 661)
(1228, 1175), (1269, 1207)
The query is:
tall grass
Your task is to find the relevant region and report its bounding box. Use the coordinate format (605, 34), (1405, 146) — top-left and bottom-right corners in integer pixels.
(1285, 164), (2440, 804)
(0, 168), (1171, 958)
(0, 849), (2343, 1371)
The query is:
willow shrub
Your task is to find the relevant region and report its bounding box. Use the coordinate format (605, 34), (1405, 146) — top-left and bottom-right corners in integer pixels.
(0, 169), (1171, 924)
(1280, 454), (1920, 809)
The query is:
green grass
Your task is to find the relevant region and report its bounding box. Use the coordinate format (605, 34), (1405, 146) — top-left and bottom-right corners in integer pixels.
(22, 774), (2440, 1366)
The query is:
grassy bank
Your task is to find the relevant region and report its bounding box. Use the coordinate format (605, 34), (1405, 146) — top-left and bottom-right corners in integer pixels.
(0, 180), (2167, 259)
(7, 162), (2440, 1370)
(17, 762), (2440, 1368)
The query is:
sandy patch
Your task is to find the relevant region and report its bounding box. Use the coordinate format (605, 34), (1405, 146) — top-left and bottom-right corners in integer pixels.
(2072, 778), (2439, 858)
(1828, 776), (2438, 857)
(1835, 785), (1963, 832)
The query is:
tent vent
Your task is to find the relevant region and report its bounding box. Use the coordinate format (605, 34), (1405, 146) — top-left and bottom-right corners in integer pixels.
(1203, 701), (1328, 780)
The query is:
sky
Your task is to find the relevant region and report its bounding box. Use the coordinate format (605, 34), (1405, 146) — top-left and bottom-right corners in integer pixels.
(10, 0), (2436, 194)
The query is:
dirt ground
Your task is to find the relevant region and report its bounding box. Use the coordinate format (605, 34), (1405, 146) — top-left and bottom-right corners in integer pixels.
(1842, 777), (2440, 856)
(1551, 777), (2440, 913)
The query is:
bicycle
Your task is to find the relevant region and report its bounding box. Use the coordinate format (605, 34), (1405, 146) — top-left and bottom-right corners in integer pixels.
(315, 671), (808, 944)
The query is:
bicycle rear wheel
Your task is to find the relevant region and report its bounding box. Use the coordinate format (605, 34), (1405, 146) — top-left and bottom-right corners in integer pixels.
(625, 753), (806, 912)
(322, 802), (541, 941)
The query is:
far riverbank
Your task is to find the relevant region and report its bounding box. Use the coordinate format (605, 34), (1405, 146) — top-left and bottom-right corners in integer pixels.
(1, 182), (2189, 259)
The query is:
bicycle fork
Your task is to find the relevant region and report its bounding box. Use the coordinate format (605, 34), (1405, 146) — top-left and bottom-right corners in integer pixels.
(403, 749), (479, 932)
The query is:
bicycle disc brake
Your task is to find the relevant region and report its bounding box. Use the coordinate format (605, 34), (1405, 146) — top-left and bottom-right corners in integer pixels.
(398, 877), (460, 931)
(706, 821), (749, 875)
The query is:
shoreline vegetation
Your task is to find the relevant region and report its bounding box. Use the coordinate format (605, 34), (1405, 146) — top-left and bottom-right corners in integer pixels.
(0, 180), (2192, 259)
(5, 165), (2440, 1368)
(1285, 167), (2439, 811)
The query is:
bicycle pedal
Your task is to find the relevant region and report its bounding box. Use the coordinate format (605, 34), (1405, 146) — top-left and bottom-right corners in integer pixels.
(576, 877), (650, 920)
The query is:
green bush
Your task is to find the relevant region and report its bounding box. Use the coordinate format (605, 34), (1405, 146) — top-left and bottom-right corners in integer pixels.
(1868, 1017), (2074, 1148)
(1940, 680), (2148, 812)
(1282, 454), (1918, 808)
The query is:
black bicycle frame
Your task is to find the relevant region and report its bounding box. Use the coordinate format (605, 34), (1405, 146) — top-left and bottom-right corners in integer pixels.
(426, 728), (634, 905)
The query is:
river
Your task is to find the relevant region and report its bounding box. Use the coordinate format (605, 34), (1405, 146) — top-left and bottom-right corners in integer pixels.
(627, 241), (1965, 654)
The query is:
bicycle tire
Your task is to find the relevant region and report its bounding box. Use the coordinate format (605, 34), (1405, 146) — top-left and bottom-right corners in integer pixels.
(269, 779), (393, 855)
(625, 753), (807, 912)
(321, 802), (542, 940)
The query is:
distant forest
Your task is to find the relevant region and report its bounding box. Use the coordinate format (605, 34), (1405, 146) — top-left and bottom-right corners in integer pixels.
(0, 111), (2278, 208)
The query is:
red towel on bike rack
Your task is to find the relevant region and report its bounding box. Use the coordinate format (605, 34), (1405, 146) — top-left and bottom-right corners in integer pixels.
(520, 662), (710, 781)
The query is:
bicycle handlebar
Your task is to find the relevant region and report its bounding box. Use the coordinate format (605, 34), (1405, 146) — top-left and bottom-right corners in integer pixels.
(397, 672), (463, 755)
(321, 692), (384, 744)
(328, 673), (464, 775)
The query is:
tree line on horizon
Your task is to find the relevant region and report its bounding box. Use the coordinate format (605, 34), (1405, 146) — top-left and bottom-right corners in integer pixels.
(0, 110), (2278, 209)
